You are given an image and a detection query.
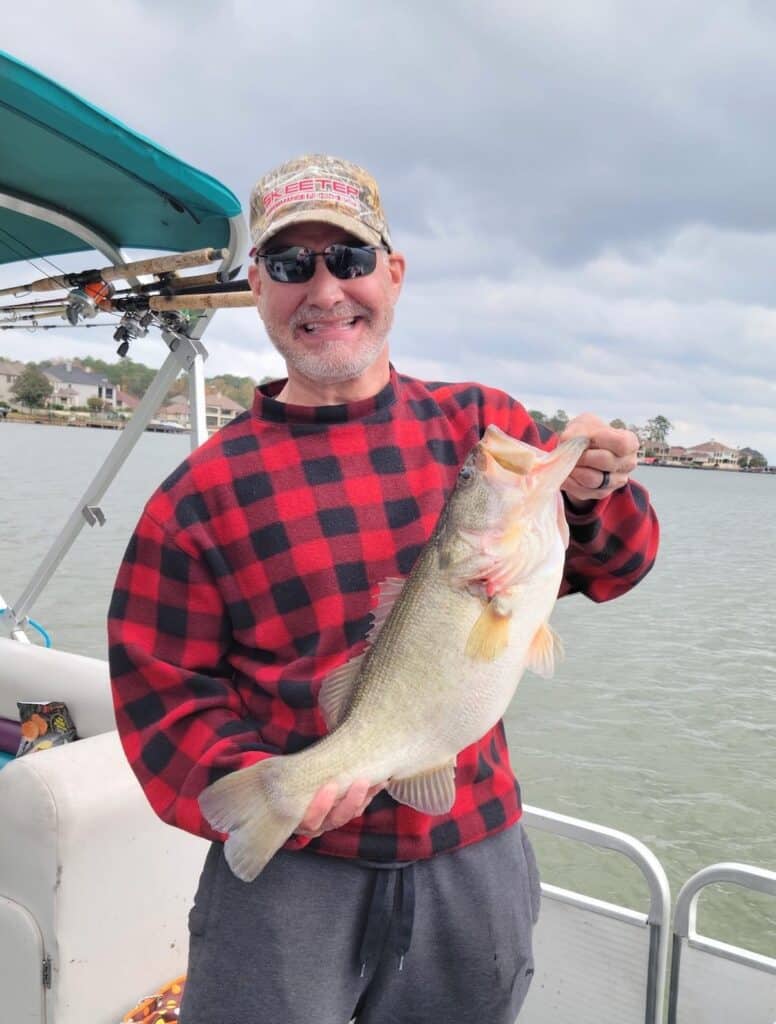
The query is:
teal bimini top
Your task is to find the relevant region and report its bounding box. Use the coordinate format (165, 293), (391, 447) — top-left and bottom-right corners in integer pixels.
(0, 50), (242, 267)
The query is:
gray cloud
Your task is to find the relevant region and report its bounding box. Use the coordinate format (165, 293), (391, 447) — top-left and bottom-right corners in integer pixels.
(2, 1), (776, 458)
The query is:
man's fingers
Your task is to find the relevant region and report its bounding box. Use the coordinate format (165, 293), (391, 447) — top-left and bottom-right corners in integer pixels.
(296, 779), (384, 837)
(322, 779), (373, 831)
(560, 413), (638, 505)
(583, 427), (639, 458)
(574, 448), (637, 476)
(298, 782), (339, 834)
(560, 414), (639, 459)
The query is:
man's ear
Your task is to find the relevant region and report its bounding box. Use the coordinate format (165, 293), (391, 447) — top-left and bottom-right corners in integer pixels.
(387, 250), (406, 295)
(248, 261), (261, 300)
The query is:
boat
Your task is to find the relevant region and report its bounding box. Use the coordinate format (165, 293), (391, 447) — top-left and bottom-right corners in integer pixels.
(0, 50), (774, 1024)
(146, 419), (190, 434)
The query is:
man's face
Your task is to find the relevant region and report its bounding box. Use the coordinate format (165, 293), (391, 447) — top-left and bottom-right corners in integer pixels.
(248, 222), (405, 388)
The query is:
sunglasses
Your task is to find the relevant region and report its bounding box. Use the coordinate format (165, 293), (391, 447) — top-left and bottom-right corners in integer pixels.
(256, 244), (384, 284)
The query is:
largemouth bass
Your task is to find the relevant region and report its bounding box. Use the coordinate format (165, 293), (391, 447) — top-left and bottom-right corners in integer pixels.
(200, 426), (588, 882)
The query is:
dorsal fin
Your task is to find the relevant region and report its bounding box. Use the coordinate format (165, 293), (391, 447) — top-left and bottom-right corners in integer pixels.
(368, 576), (406, 635)
(318, 577), (407, 730)
(318, 652), (367, 730)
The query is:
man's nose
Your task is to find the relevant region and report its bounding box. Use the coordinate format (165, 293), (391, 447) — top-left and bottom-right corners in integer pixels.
(304, 254), (347, 306)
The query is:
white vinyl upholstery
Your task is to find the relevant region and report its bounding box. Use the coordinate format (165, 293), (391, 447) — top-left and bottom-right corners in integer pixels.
(0, 639), (209, 1023)
(0, 637), (117, 737)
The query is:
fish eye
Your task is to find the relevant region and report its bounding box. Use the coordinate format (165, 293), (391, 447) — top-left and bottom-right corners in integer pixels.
(459, 463), (475, 483)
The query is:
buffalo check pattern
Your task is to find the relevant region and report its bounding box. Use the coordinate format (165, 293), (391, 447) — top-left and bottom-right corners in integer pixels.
(108, 369), (659, 862)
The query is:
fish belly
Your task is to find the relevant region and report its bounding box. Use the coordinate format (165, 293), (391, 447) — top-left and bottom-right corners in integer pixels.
(327, 571), (559, 787)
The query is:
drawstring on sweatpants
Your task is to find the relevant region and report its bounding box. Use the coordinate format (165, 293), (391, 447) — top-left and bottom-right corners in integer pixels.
(358, 863), (416, 977)
(396, 864), (415, 971)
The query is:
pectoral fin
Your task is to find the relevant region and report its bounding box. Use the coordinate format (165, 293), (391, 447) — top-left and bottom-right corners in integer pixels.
(525, 622), (564, 678)
(465, 598), (512, 662)
(387, 760), (457, 814)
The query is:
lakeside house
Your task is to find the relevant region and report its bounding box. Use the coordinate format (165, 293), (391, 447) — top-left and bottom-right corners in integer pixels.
(115, 389), (141, 415)
(639, 438), (772, 471)
(157, 391), (246, 433)
(682, 440), (741, 467)
(0, 358), (25, 404)
(44, 361), (116, 409)
(206, 391), (246, 431)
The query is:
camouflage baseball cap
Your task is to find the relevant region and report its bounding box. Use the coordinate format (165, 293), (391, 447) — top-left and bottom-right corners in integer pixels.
(249, 154), (393, 254)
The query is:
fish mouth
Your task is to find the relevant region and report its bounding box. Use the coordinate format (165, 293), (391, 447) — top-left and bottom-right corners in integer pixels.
(477, 426), (590, 492)
(479, 425), (538, 476)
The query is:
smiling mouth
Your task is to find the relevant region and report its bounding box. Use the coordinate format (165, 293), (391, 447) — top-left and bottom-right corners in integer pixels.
(300, 316), (362, 334)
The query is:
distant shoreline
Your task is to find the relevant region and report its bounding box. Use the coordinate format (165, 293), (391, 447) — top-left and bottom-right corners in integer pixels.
(0, 412), (185, 434)
(2, 415), (773, 470)
(637, 460), (775, 475)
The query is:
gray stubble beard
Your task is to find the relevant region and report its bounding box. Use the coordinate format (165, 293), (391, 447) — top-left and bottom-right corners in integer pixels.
(264, 303), (394, 385)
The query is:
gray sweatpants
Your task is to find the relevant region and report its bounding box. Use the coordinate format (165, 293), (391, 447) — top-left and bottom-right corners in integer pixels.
(180, 823), (541, 1024)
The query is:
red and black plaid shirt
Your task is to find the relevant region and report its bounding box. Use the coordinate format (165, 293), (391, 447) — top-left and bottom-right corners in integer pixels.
(108, 368), (659, 862)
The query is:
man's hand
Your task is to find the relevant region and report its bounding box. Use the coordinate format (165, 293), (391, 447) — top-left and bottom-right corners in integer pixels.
(295, 779), (384, 838)
(559, 412), (639, 506)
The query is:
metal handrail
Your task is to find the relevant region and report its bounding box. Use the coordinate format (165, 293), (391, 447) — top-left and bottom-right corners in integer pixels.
(673, 862), (776, 939)
(523, 804), (671, 924)
(668, 862), (776, 1023)
(522, 804), (672, 1024)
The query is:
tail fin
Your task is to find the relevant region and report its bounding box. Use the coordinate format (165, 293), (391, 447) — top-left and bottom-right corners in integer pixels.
(199, 758), (307, 883)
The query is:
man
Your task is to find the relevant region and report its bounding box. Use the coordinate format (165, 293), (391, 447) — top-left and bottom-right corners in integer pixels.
(108, 154), (658, 1024)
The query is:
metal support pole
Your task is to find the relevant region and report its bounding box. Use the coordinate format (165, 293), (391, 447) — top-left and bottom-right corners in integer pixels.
(6, 334), (206, 631)
(0, 592), (30, 642)
(189, 351), (209, 449)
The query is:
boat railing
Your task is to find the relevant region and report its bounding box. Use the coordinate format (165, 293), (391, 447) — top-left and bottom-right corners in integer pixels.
(668, 862), (776, 1023)
(520, 804), (671, 1024)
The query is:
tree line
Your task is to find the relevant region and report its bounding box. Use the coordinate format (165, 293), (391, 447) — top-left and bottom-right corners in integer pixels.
(528, 409), (766, 466)
(4, 362), (767, 466)
(1, 355), (259, 412)
(530, 409), (673, 443)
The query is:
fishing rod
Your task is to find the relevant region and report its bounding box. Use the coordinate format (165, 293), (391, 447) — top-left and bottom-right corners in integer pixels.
(140, 266), (242, 293)
(0, 274), (248, 315)
(0, 306), (69, 322)
(0, 322), (114, 331)
(0, 280), (253, 333)
(0, 278), (250, 315)
(0, 298), (72, 315)
(0, 246), (229, 299)
(112, 289), (254, 312)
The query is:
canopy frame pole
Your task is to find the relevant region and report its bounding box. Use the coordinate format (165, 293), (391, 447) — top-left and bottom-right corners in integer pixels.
(188, 352), (208, 448)
(0, 189), (126, 267)
(4, 213), (249, 639)
(184, 215), (249, 451)
(7, 332), (205, 630)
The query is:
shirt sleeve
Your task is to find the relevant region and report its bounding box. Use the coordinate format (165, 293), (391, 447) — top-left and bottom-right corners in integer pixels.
(107, 509), (275, 841)
(559, 484), (659, 601)
(498, 396), (660, 603)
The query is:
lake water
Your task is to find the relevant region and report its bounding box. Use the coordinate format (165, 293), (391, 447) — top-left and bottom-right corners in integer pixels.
(1, 421), (774, 954)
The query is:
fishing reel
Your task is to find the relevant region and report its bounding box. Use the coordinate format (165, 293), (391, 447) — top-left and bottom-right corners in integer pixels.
(64, 281), (115, 326)
(114, 311), (154, 357)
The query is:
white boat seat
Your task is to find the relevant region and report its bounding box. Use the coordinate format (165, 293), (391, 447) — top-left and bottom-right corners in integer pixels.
(0, 639), (208, 1024)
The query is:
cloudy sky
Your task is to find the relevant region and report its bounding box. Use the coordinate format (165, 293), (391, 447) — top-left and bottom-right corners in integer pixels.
(2, 1), (776, 460)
